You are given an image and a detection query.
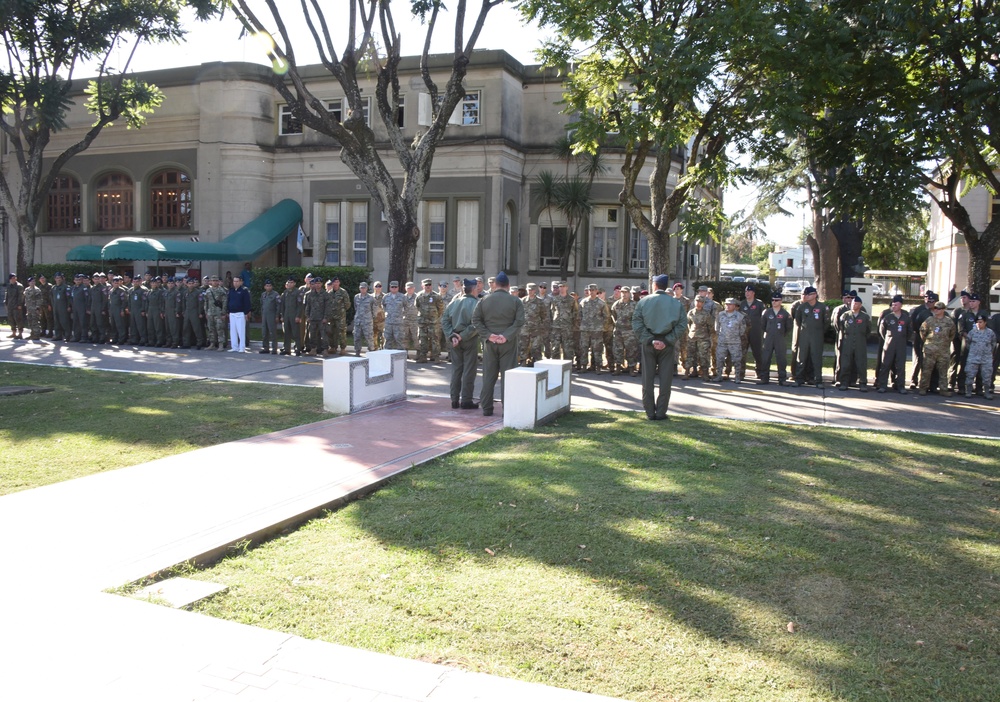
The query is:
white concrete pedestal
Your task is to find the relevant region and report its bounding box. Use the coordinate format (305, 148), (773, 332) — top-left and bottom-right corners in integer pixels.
(323, 350), (407, 414)
(503, 360), (573, 430)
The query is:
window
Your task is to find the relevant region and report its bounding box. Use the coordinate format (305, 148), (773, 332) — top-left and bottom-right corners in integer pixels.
(458, 91), (480, 125)
(628, 224), (648, 272)
(540, 226), (568, 269)
(95, 172), (134, 231)
(395, 95), (405, 128)
(324, 203), (341, 265)
(456, 200), (479, 269)
(427, 201), (446, 268)
(326, 97), (370, 127)
(47, 175), (81, 231)
(279, 104), (302, 135)
(592, 226), (618, 270)
(417, 91), (481, 126)
(352, 202), (368, 266)
(149, 170), (192, 230)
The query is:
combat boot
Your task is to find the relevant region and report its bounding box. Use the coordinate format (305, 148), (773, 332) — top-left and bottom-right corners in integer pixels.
(612, 365), (622, 376)
(941, 389), (953, 397)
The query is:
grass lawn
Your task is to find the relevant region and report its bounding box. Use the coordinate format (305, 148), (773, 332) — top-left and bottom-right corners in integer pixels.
(0, 363), (325, 496)
(182, 412), (1000, 701)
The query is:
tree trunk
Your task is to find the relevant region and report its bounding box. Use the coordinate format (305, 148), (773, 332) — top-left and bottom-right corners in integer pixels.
(385, 209), (419, 287)
(807, 202), (842, 300)
(831, 220), (865, 288)
(966, 221), (1000, 314)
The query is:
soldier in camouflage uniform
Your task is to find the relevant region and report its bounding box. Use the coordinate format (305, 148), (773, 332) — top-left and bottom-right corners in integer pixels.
(964, 314), (996, 400)
(107, 276), (129, 344)
(415, 278), (445, 362)
(711, 298), (746, 383)
(371, 282), (386, 350)
(203, 276), (228, 350)
(611, 286), (639, 376)
(550, 282), (578, 361)
(519, 283), (550, 366)
(278, 276), (303, 356)
(685, 295), (713, 379)
(402, 282), (419, 354)
(353, 282), (379, 355)
(579, 284), (609, 373)
(538, 281), (553, 358)
(36, 274), (52, 337)
(327, 277), (352, 354)
(23, 276), (43, 339)
(5, 274), (25, 339)
(671, 283), (691, 374)
(303, 278), (328, 356)
(918, 301), (955, 396)
(380, 281), (408, 350)
(259, 279), (281, 354)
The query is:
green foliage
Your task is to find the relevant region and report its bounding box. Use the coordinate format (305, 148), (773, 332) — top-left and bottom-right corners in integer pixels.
(862, 207), (930, 271)
(84, 78), (165, 129)
(693, 280), (772, 301)
(678, 198), (726, 246)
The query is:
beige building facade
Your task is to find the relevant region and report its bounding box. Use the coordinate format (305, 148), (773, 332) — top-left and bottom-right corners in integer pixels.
(927, 179), (1000, 297)
(2, 51), (720, 291)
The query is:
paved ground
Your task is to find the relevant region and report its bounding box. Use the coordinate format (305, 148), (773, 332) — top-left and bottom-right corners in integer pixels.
(0, 337), (997, 701)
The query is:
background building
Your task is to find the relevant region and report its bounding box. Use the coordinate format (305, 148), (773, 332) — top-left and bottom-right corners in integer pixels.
(927, 179), (1000, 297)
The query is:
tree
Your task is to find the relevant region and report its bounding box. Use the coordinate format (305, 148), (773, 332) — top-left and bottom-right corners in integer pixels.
(227, 0), (502, 285)
(0, 0), (219, 276)
(521, 0), (783, 282)
(862, 208), (929, 272)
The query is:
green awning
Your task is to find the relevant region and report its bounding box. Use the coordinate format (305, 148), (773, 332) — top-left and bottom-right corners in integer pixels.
(100, 199), (302, 262)
(66, 245), (105, 261)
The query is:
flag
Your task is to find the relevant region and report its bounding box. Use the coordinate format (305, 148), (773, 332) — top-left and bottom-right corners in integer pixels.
(296, 223), (305, 254)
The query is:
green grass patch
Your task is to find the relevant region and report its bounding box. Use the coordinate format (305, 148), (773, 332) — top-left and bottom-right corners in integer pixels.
(0, 363), (325, 495)
(187, 412), (1000, 701)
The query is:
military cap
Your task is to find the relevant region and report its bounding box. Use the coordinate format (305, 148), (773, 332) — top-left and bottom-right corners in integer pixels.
(487, 276), (497, 284)
(421, 278), (433, 285)
(746, 284), (755, 291)
(724, 297), (738, 305)
(842, 289), (853, 296)
(54, 272), (64, 278)
(114, 276), (123, 281)
(526, 282), (537, 290)
(695, 295), (707, 303)
(848, 289), (858, 297)
(389, 280), (399, 287)
(373, 281), (382, 287)
(495, 271), (510, 285)
(771, 293), (782, 301)
(891, 294), (904, 303)
(405, 281), (415, 288)
(803, 286), (817, 295)
(149, 277), (160, 284)
(26, 276), (34, 282)
(463, 278), (477, 288)
(560, 281), (569, 287)
(359, 281), (368, 289)
(621, 286), (631, 293)
(510, 285), (519, 293)
(923, 289), (935, 297)
(73, 273), (83, 279)
(960, 290), (970, 297)
(287, 275), (298, 282)
(586, 283), (599, 291)
(926, 292), (939, 301)
(976, 312), (990, 321)
(264, 279), (273, 285)
(538, 282), (547, 288)
(653, 274), (669, 288)
(331, 276), (340, 282)
(453, 275), (462, 282)
(673, 282), (684, 290)
(209, 275), (219, 281)
(551, 281), (561, 288)
(969, 293), (980, 301)
(697, 284), (709, 291)
(7, 273), (15, 279)
(476, 276), (485, 283)
(304, 272), (313, 280)
(933, 301), (947, 309)
(613, 284), (622, 291)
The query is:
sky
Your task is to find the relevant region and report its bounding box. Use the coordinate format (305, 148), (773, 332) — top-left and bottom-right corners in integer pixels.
(96, 3), (806, 250)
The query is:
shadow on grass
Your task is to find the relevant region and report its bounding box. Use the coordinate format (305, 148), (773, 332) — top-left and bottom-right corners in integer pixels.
(345, 411), (1000, 699)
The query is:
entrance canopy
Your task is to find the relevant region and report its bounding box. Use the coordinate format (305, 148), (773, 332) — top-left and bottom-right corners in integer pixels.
(65, 245), (105, 261)
(100, 199), (302, 262)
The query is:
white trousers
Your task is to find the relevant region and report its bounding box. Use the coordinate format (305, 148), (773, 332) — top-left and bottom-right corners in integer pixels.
(229, 312), (246, 351)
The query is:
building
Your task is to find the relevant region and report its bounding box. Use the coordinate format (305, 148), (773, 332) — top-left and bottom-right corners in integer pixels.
(927, 179), (1000, 297)
(1, 51), (720, 292)
(768, 246), (814, 283)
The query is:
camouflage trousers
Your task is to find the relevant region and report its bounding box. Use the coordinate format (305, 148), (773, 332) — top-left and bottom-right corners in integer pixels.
(580, 330), (604, 368)
(328, 315), (348, 350)
(519, 328), (546, 364)
(417, 321), (441, 360)
(686, 337), (711, 377)
(383, 323), (406, 350)
(674, 334), (687, 370)
(612, 330), (639, 369)
(402, 321), (419, 351)
(965, 361), (993, 393)
(919, 346), (950, 392)
(373, 319), (385, 350)
(354, 320), (375, 352)
(26, 306), (43, 337)
(205, 313), (227, 346)
(715, 340), (743, 378)
(550, 324), (576, 360)
(603, 330), (614, 365)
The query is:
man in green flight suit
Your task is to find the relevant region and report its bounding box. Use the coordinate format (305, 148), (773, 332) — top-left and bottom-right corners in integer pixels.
(472, 272), (525, 417)
(632, 274), (685, 420)
(442, 278), (481, 410)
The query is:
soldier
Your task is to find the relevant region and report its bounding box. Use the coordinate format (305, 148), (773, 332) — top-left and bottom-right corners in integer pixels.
(671, 283), (691, 374)
(414, 278), (445, 362)
(955, 293), (984, 395)
(793, 286), (828, 388)
(278, 276), (303, 356)
(704, 287), (720, 376)
(537, 281), (553, 358)
(145, 277), (166, 347)
(163, 277), (181, 348)
(758, 293), (791, 385)
(5, 273), (25, 339)
(446, 276), (464, 305)
(352, 282), (378, 355)
(371, 281), (386, 350)
(203, 276), (228, 350)
(739, 285), (765, 380)
(402, 282), (420, 354)
(876, 295), (910, 394)
(949, 290), (971, 392)
(90, 273), (109, 344)
(908, 290), (937, 390)
(107, 276), (129, 345)
(441, 278), (481, 409)
(711, 298), (747, 383)
(296, 273), (313, 352)
(918, 301), (955, 396)
(611, 286), (639, 376)
(50, 272), (71, 341)
(437, 280), (450, 352)
(259, 279), (281, 354)
(602, 287), (616, 370)
(381, 281), (408, 351)
(579, 284), (609, 373)
(519, 283), (549, 366)
(303, 277), (328, 356)
(36, 274), (52, 338)
(964, 313), (996, 400)
(550, 282), (578, 361)
(836, 295), (870, 391)
(70, 273), (91, 342)
(472, 271), (524, 416)
(127, 276), (148, 345)
(327, 277), (352, 354)
(632, 274), (685, 420)
(685, 295), (713, 380)
(180, 278), (206, 349)
(830, 290), (856, 381)
(23, 276), (43, 339)
(789, 290), (805, 382)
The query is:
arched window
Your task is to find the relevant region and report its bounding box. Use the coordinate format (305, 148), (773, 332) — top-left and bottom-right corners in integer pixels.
(47, 175), (81, 231)
(95, 172), (134, 231)
(150, 170), (192, 230)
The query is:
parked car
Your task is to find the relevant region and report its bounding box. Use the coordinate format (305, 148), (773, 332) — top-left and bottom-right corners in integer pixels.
(782, 280), (805, 295)
(871, 282), (886, 295)
(745, 277), (759, 284)
(732, 276), (746, 283)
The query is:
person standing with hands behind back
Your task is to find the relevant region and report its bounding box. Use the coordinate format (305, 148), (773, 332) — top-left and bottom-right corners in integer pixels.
(632, 274), (685, 420)
(473, 272), (524, 417)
